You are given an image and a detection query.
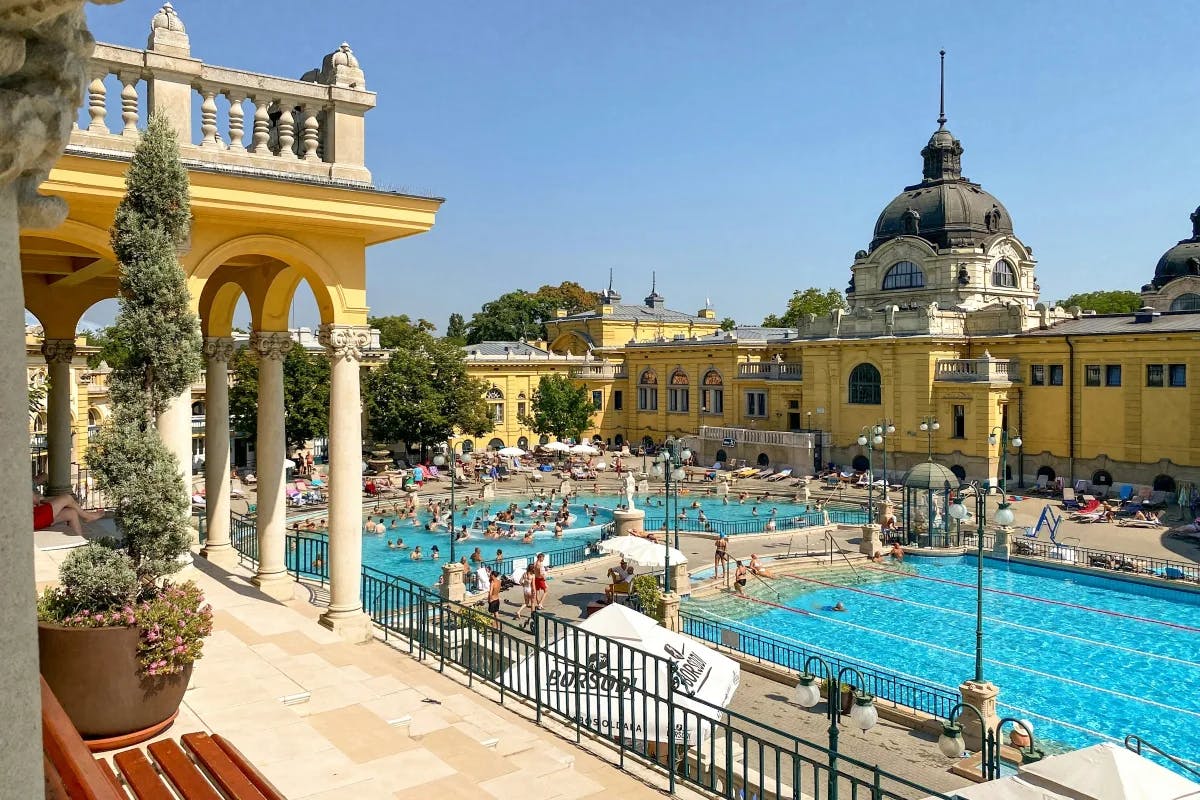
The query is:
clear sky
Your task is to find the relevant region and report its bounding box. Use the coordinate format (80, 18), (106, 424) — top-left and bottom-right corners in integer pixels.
(81, 0), (1200, 332)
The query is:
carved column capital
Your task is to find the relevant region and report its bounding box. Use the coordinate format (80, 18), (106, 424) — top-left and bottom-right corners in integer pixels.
(40, 337), (76, 364)
(202, 336), (235, 363)
(318, 324), (372, 363)
(249, 331), (293, 361)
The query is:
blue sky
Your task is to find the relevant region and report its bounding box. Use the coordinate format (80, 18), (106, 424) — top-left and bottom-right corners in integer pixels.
(81, 1), (1200, 332)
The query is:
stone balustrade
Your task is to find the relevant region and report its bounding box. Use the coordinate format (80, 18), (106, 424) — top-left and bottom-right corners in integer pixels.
(70, 4), (374, 185)
(698, 425), (815, 448)
(570, 363), (628, 380)
(934, 356), (1020, 383)
(736, 362), (803, 381)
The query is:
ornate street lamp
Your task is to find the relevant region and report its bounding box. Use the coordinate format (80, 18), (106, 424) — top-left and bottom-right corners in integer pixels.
(655, 436), (691, 590)
(876, 420), (896, 494)
(857, 426), (884, 518)
(919, 416), (940, 460)
(794, 656), (879, 800)
(938, 702), (1042, 780)
(987, 427), (1023, 516)
(433, 441), (470, 562)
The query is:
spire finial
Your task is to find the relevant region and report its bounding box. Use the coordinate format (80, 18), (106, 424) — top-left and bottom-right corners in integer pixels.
(937, 49), (947, 129)
(651, 270), (656, 294)
(608, 267), (614, 295)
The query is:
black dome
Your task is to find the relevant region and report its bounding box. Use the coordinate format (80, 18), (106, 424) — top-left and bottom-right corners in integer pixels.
(1151, 206), (1200, 289)
(871, 126), (1014, 252)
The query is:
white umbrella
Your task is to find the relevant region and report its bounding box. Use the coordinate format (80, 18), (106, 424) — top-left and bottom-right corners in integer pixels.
(542, 441), (570, 452)
(1017, 742), (1200, 800)
(599, 536), (688, 567)
(498, 446), (526, 457)
(283, 459), (296, 469)
(500, 603), (739, 746)
(570, 443), (599, 455)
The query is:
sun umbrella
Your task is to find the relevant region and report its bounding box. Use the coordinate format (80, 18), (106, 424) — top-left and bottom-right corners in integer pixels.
(599, 536), (688, 567)
(498, 446), (526, 457)
(570, 443), (600, 455)
(283, 459), (296, 469)
(542, 441), (570, 452)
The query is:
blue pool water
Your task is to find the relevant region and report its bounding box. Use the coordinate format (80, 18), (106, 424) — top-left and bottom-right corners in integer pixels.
(685, 556), (1200, 766)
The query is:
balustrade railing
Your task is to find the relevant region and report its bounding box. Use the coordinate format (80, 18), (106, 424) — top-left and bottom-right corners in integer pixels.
(569, 364), (628, 380)
(698, 425), (816, 448)
(736, 362), (803, 381)
(934, 357), (1020, 383)
(74, 34), (374, 185)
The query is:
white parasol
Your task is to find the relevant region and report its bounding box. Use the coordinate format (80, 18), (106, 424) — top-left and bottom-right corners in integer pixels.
(570, 443), (600, 455)
(599, 535), (688, 567)
(542, 441), (571, 452)
(498, 446), (526, 457)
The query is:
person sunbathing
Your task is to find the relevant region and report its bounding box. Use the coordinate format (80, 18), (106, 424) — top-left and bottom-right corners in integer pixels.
(748, 554), (774, 578)
(32, 491), (103, 536)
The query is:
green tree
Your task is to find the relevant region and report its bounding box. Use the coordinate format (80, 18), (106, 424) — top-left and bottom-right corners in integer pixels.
(1057, 290), (1142, 314)
(369, 314), (435, 349)
(762, 287), (847, 327)
(87, 113), (201, 583)
(228, 344), (330, 450)
(519, 374), (595, 443)
(444, 312), (467, 344)
(719, 317), (737, 331)
(362, 325), (490, 454)
(84, 324), (131, 370)
(464, 281), (601, 344)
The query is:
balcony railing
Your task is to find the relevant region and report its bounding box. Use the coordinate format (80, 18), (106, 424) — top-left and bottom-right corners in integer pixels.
(934, 357), (1020, 383)
(570, 364), (627, 380)
(737, 362), (803, 381)
(698, 426), (815, 448)
(74, 23), (374, 186)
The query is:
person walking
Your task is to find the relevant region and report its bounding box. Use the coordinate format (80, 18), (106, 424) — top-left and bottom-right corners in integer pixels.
(533, 552), (549, 609)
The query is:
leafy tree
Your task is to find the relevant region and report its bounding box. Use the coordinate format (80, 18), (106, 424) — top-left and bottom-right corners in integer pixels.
(465, 281), (601, 344)
(363, 325), (490, 454)
(719, 317), (736, 331)
(369, 314), (435, 349)
(762, 287), (847, 327)
(444, 312), (467, 344)
(228, 344), (330, 450)
(87, 113), (201, 583)
(519, 374), (595, 443)
(28, 380), (45, 416)
(84, 324), (131, 370)
(1057, 290), (1142, 314)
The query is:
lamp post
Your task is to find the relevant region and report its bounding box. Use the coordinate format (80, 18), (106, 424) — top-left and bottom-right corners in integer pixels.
(987, 426), (1023, 511)
(857, 426), (884, 519)
(433, 442), (469, 562)
(655, 436), (691, 590)
(938, 703), (1042, 780)
(876, 420), (896, 496)
(794, 657), (879, 800)
(919, 416), (940, 461)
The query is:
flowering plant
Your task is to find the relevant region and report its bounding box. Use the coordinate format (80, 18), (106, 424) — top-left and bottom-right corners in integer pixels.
(40, 578), (213, 677)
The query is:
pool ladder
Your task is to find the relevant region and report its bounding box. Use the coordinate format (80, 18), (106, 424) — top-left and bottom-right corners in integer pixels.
(825, 530), (861, 580)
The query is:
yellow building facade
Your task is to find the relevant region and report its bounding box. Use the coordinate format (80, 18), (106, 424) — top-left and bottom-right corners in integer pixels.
(466, 121), (1200, 494)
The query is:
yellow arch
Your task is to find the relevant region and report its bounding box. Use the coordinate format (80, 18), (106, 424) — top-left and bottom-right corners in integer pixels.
(199, 279), (247, 338)
(190, 234), (350, 327)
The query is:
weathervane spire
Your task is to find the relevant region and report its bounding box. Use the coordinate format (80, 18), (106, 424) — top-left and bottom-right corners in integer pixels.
(607, 267), (613, 295)
(937, 49), (947, 129)
(651, 270), (656, 294)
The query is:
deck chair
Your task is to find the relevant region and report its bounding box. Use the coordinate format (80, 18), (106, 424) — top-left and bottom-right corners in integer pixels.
(1031, 474), (1049, 494)
(229, 478), (247, 499)
(1116, 517), (1164, 528)
(1061, 487), (1079, 509)
(1116, 485), (1135, 505)
(767, 468), (793, 482)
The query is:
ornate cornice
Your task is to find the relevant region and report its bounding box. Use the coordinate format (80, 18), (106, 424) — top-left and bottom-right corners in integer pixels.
(40, 337), (76, 364)
(202, 336), (235, 363)
(318, 324), (371, 363)
(249, 331), (293, 361)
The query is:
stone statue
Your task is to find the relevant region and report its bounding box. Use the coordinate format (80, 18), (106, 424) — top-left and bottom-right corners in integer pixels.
(901, 207), (920, 235)
(623, 471), (637, 510)
(1191, 205), (1200, 239)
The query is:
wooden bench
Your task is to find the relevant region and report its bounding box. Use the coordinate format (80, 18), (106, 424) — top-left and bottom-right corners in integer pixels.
(42, 677), (286, 799)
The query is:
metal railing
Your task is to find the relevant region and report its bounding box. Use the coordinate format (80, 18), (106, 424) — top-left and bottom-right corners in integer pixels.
(933, 358), (1020, 383)
(641, 508), (868, 536)
(988, 532), (1200, 583)
(698, 426), (816, 448)
(223, 510), (951, 800)
(1124, 734), (1200, 781)
(680, 610), (962, 722)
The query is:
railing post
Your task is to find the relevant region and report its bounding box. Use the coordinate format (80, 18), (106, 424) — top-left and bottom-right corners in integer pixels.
(532, 610), (542, 724)
(667, 660), (677, 794)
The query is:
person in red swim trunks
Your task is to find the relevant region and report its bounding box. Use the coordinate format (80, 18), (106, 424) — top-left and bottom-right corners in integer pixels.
(32, 491), (102, 536)
(533, 552), (550, 609)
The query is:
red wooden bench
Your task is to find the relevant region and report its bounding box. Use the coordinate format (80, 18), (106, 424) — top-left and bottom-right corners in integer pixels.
(42, 677), (286, 799)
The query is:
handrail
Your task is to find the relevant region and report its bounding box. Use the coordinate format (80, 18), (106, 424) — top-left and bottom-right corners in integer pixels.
(995, 532), (1200, 583)
(1124, 734), (1200, 780)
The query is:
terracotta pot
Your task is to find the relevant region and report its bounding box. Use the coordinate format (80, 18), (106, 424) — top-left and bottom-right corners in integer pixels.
(38, 622), (191, 743)
(840, 688), (855, 714)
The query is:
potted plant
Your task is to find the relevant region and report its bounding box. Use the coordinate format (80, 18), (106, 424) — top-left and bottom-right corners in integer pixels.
(630, 574), (664, 621)
(822, 678), (858, 714)
(37, 112), (207, 747)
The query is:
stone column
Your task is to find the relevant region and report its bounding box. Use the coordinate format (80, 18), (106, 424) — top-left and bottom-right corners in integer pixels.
(660, 592), (681, 631)
(40, 338), (76, 496)
(156, 385), (193, 515)
(0, 4), (106, 796)
(958, 680), (1001, 751)
(318, 325), (373, 641)
(859, 524), (881, 557)
(669, 561), (691, 597)
(612, 508), (646, 537)
(440, 562), (465, 603)
(200, 337), (235, 566)
(250, 331), (293, 600)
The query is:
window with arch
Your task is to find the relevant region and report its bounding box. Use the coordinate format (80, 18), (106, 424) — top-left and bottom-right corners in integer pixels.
(191, 401), (205, 417)
(638, 369), (658, 411)
(485, 387), (504, 426)
(517, 436), (529, 450)
(848, 363), (882, 405)
(881, 261), (925, 290)
(701, 369), (724, 414)
(461, 440), (474, 454)
(87, 408), (100, 429)
(517, 391), (528, 420)
(992, 259), (1017, 288)
(1170, 293), (1200, 311)
(668, 368), (689, 412)
(487, 438), (504, 451)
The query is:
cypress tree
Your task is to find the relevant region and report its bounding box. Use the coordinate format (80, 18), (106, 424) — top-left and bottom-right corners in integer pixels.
(88, 112), (202, 583)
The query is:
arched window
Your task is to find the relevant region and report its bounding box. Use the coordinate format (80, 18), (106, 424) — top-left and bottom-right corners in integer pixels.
(485, 387), (504, 400)
(517, 436), (529, 450)
(33, 413), (46, 433)
(538, 434), (549, 445)
(848, 363), (882, 405)
(1153, 474), (1176, 493)
(1170, 293), (1200, 311)
(191, 401), (205, 417)
(668, 368), (689, 412)
(638, 369), (658, 411)
(756, 453), (770, 467)
(701, 369), (724, 415)
(614, 434), (624, 447)
(1036, 465), (1056, 482)
(461, 440), (474, 454)
(851, 454), (870, 472)
(992, 259), (1017, 288)
(487, 438), (504, 451)
(715, 449), (728, 464)
(950, 464), (967, 481)
(1091, 470), (1113, 487)
(87, 408), (100, 427)
(882, 261), (925, 290)
(485, 387), (504, 426)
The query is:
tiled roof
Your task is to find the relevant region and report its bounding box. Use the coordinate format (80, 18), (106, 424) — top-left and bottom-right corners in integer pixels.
(624, 326), (797, 348)
(463, 341), (550, 357)
(556, 304), (717, 324)
(1022, 310), (1200, 337)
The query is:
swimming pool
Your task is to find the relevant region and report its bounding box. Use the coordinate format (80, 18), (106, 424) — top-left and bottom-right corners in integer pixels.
(683, 555), (1200, 768)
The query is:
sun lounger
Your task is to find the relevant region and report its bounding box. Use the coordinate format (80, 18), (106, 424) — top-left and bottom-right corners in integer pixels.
(1116, 518), (1164, 528)
(1061, 487), (1079, 510)
(766, 468), (793, 482)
